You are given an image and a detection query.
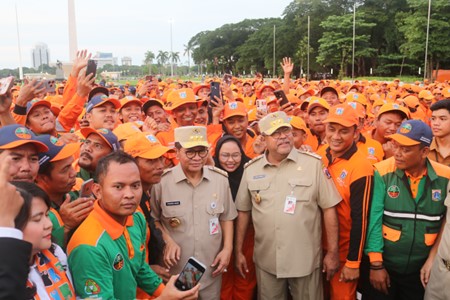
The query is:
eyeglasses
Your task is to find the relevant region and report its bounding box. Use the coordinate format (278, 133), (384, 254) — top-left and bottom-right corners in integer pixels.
(270, 127), (292, 139)
(220, 152), (242, 161)
(83, 139), (105, 151)
(182, 148), (209, 159)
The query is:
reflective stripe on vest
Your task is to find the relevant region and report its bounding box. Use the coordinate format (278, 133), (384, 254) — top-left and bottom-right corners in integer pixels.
(384, 210), (444, 222)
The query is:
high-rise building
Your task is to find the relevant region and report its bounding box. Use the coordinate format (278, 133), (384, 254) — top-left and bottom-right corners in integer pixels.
(32, 43), (50, 69)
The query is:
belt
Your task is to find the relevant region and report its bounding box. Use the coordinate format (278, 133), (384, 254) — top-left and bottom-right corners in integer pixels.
(442, 258), (450, 271)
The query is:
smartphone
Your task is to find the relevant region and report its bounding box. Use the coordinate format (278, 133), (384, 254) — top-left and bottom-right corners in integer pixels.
(86, 59), (97, 78)
(44, 79), (56, 93)
(274, 90), (290, 106)
(0, 76), (15, 96)
(256, 99), (267, 114)
(145, 75), (154, 82)
(79, 178), (94, 198)
(222, 73), (232, 86)
(175, 257), (206, 291)
(210, 81), (221, 107)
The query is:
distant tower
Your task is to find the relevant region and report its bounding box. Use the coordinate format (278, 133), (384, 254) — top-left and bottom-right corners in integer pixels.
(68, 0), (78, 62)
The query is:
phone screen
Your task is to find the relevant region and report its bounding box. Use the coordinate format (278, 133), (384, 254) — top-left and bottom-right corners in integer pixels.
(274, 90), (290, 106)
(79, 179), (94, 198)
(210, 82), (221, 107)
(175, 258), (206, 291)
(86, 60), (97, 78)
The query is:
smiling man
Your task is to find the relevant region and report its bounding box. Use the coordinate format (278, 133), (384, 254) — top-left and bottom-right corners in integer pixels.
(317, 104), (373, 299)
(0, 124), (48, 182)
(365, 120), (450, 300)
(429, 99), (450, 166)
(151, 125), (237, 299)
(118, 96), (143, 123)
(84, 95), (121, 130)
(235, 111), (341, 300)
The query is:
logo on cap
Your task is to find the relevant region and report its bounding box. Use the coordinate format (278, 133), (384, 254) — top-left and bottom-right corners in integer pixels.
(399, 123), (412, 134)
(98, 128), (109, 134)
(192, 128), (200, 134)
(353, 94), (359, 99)
(146, 135), (157, 143)
(393, 104), (399, 109)
(179, 91), (187, 99)
(15, 127), (31, 139)
(336, 107), (344, 115)
(50, 136), (64, 146)
(348, 102), (357, 109)
(229, 102), (237, 109)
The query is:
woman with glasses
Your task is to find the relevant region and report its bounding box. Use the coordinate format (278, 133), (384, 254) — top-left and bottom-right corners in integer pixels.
(214, 135), (256, 300)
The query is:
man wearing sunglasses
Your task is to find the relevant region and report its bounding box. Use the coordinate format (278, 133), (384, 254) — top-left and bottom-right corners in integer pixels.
(150, 125), (237, 299)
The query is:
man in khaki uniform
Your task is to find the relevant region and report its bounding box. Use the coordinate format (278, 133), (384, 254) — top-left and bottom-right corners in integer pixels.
(424, 180), (450, 300)
(234, 111), (341, 300)
(151, 125), (238, 299)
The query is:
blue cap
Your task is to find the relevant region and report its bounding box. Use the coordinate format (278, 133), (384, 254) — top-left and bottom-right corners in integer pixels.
(26, 99), (52, 116)
(80, 128), (121, 151)
(388, 120), (432, 146)
(0, 125), (48, 152)
(86, 95), (120, 113)
(35, 135), (80, 167)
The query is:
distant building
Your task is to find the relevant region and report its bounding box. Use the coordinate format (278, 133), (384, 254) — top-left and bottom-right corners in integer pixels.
(93, 52), (117, 68)
(122, 56), (132, 66)
(32, 43), (50, 69)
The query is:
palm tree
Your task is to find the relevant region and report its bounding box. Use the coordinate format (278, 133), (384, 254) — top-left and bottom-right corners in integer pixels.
(169, 52), (180, 76)
(144, 51), (155, 75)
(156, 51), (169, 75)
(183, 43), (194, 74)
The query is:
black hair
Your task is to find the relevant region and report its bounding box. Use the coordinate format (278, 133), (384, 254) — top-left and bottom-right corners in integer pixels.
(38, 161), (55, 177)
(430, 99), (450, 113)
(95, 151), (137, 184)
(11, 181), (51, 231)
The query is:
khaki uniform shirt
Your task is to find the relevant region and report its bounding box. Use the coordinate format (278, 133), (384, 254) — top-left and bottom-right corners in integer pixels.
(437, 181), (450, 260)
(428, 138), (450, 167)
(235, 148), (341, 278)
(150, 164), (237, 289)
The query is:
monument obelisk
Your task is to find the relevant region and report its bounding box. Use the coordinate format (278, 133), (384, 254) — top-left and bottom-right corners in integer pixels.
(68, 0), (78, 61)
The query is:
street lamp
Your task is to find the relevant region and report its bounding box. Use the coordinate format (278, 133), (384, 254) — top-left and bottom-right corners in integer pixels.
(169, 18), (174, 77)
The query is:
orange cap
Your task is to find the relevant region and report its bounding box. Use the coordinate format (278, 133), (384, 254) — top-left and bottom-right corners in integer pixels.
(442, 87), (450, 98)
(119, 96), (142, 111)
(256, 84), (275, 98)
(223, 101), (247, 120)
(124, 132), (171, 159)
(347, 102), (366, 119)
(193, 84), (210, 96)
(113, 122), (143, 141)
(377, 103), (409, 119)
(307, 97), (330, 114)
(346, 92), (368, 106)
(402, 95), (420, 108)
(164, 88), (197, 111)
(324, 104), (359, 127)
(418, 90), (434, 100)
(289, 116), (307, 132)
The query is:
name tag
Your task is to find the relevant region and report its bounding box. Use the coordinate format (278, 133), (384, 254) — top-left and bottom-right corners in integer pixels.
(166, 201), (181, 206)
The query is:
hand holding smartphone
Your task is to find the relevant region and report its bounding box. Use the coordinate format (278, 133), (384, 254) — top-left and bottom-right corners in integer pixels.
(0, 76), (15, 96)
(175, 257), (206, 291)
(210, 81), (221, 107)
(274, 90), (290, 107)
(79, 178), (94, 198)
(86, 60), (97, 78)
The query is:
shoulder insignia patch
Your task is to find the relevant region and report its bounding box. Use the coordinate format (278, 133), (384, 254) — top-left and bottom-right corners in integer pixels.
(244, 154), (264, 169)
(208, 166), (229, 177)
(298, 149), (322, 160)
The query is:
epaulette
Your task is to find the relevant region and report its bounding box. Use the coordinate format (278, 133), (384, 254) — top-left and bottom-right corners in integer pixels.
(162, 168), (172, 176)
(298, 149), (322, 160)
(207, 165), (228, 177)
(244, 154), (264, 169)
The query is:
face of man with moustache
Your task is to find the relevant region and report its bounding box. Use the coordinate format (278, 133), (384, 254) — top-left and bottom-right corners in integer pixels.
(78, 133), (113, 173)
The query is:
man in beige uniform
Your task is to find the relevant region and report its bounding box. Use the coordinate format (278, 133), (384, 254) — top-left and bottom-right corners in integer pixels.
(234, 111), (341, 300)
(151, 125), (237, 299)
(424, 180), (450, 300)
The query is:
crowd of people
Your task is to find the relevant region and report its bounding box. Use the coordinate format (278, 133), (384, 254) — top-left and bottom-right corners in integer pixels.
(1, 50), (450, 300)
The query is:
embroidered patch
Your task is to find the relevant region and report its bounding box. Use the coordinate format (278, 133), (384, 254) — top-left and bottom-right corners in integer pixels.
(387, 185), (400, 199)
(84, 279), (101, 295)
(113, 253), (124, 271)
(432, 189), (442, 202)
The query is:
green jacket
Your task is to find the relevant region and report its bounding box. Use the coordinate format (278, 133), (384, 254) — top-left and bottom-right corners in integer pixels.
(365, 157), (449, 274)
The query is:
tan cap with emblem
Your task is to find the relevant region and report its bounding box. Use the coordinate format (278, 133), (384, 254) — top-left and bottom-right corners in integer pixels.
(174, 125), (209, 148)
(258, 111), (292, 136)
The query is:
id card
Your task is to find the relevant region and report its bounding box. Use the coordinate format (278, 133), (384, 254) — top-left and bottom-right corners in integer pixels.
(209, 217), (219, 235)
(283, 195), (296, 214)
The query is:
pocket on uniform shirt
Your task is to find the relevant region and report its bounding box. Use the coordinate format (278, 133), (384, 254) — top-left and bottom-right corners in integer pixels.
(206, 201), (224, 216)
(162, 201), (186, 233)
(382, 224), (401, 242)
(424, 226), (440, 246)
(248, 179), (271, 203)
(288, 178), (313, 201)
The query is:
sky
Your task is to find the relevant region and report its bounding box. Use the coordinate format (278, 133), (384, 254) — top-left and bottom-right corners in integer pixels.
(0, 0), (292, 69)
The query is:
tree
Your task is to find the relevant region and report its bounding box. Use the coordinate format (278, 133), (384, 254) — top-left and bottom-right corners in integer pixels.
(183, 42), (194, 74)
(156, 51), (169, 75)
(144, 51), (155, 75)
(397, 0), (450, 81)
(317, 12), (376, 78)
